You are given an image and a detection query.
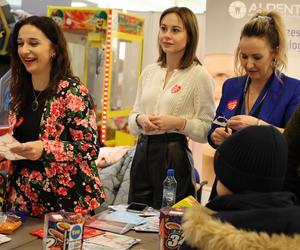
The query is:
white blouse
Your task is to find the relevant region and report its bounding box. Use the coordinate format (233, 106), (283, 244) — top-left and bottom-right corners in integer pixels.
(128, 63), (215, 143)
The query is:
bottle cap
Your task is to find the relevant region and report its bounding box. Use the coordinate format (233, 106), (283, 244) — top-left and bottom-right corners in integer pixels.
(167, 168), (174, 176)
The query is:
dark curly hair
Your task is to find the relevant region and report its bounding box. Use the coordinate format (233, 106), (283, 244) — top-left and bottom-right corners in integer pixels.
(10, 15), (79, 112)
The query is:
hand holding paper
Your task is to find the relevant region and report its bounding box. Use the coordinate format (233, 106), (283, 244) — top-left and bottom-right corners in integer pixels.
(10, 140), (44, 161)
(0, 134), (25, 160)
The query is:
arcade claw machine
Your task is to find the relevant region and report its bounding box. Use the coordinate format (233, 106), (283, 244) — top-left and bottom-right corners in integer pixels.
(0, 1), (13, 130)
(0, 0), (14, 56)
(0, 2), (14, 178)
(48, 6), (144, 146)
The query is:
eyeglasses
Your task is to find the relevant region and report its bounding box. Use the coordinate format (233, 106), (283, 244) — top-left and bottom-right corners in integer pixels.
(212, 116), (228, 127)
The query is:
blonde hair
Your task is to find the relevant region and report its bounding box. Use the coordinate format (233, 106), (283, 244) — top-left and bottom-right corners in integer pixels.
(234, 10), (287, 80)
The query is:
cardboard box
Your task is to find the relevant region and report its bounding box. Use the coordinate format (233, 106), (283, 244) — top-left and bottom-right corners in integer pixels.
(43, 212), (84, 250)
(172, 195), (199, 208)
(159, 207), (184, 250)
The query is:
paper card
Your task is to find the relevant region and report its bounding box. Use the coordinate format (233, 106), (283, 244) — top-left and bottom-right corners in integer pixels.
(0, 234), (11, 245)
(134, 216), (159, 233)
(109, 204), (160, 217)
(85, 219), (133, 235)
(0, 134), (25, 160)
(83, 232), (140, 250)
(31, 227), (105, 239)
(83, 227), (105, 239)
(97, 211), (146, 225)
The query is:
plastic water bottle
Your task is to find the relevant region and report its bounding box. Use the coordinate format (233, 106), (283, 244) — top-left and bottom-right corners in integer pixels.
(161, 168), (177, 208)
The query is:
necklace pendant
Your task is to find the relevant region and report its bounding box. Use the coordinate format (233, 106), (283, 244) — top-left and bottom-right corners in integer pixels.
(32, 99), (39, 111)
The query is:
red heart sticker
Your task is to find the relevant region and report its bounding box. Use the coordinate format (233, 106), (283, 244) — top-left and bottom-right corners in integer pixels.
(227, 99), (238, 110)
(171, 84), (181, 93)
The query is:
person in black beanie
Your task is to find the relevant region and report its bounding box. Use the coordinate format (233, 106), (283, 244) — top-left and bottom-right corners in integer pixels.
(214, 124), (287, 195)
(181, 125), (300, 250)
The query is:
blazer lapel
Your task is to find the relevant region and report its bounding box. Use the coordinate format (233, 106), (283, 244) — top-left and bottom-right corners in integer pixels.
(223, 76), (247, 118)
(257, 76), (282, 121)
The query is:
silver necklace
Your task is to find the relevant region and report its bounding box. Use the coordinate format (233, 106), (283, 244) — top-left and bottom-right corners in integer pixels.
(32, 89), (43, 111)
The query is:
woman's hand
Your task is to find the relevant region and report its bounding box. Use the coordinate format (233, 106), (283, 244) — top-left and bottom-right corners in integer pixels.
(210, 127), (232, 146)
(227, 115), (259, 131)
(0, 152), (5, 161)
(137, 114), (160, 133)
(10, 140), (44, 161)
(150, 115), (185, 131)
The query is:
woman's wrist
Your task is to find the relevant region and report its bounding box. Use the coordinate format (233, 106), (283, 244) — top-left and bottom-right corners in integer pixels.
(257, 118), (262, 126)
(178, 118), (187, 131)
(135, 114), (142, 129)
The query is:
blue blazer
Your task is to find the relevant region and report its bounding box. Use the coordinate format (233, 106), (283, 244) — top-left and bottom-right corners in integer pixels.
(208, 74), (300, 148)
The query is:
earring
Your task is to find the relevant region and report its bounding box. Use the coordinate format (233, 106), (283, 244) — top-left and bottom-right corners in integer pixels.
(51, 53), (56, 59)
(271, 59), (277, 69)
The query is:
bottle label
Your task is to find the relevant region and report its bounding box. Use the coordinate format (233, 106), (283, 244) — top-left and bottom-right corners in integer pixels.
(162, 190), (176, 207)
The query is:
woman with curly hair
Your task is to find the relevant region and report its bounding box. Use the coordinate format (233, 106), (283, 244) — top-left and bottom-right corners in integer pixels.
(0, 16), (106, 217)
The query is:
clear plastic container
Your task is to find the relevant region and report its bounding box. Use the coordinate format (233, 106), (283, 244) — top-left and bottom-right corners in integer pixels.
(161, 168), (177, 208)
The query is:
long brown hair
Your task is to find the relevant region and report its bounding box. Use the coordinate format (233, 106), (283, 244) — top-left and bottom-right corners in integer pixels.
(10, 15), (79, 112)
(157, 7), (201, 69)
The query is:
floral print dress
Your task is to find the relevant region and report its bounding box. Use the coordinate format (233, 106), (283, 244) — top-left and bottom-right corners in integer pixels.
(5, 78), (106, 217)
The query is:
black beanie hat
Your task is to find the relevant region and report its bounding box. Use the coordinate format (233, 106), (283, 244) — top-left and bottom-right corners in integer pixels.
(214, 125), (287, 193)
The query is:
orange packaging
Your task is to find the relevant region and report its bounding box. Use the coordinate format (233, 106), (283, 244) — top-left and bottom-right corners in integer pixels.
(0, 213), (22, 234)
(159, 207), (184, 250)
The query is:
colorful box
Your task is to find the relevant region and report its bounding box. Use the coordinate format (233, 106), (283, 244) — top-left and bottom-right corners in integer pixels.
(43, 212), (84, 250)
(172, 195), (199, 208)
(159, 207), (184, 250)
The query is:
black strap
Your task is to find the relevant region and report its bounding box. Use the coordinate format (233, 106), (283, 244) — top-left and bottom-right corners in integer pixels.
(235, 74), (274, 118)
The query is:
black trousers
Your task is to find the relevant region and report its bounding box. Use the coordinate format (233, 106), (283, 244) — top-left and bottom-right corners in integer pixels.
(128, 133), (196, 209)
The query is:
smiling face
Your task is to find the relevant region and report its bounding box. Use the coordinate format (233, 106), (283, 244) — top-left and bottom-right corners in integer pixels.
(17, 24), (55, 76)
(158, 13), (187, 57)
(239, 36), (276, 84)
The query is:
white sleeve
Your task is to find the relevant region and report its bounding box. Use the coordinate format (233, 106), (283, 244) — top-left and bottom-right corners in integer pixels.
(128, 70), (145, 137)
(183, 67), (216, 143)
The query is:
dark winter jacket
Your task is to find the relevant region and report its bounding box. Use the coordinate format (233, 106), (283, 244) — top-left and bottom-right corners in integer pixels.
(182, 192), (300, 250)
(283, 104), (300, 202)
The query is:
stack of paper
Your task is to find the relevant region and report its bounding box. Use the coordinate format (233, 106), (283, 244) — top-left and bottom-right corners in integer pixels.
(0, 234), (11, 244)
(85, 210), (146, 234)
(83, 232), (140, 250)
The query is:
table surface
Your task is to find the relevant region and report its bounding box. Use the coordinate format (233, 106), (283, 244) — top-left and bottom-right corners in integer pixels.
(0, 217), (159, 250)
